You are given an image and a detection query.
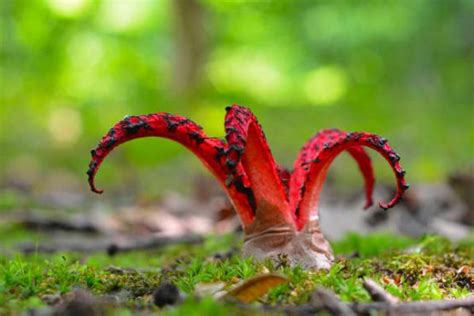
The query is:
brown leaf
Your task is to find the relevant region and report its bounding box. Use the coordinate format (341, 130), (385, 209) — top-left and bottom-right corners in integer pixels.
(225, 274), (288, 303)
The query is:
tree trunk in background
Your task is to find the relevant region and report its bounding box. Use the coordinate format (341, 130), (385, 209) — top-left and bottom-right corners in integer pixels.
(172, 0), (207, 99)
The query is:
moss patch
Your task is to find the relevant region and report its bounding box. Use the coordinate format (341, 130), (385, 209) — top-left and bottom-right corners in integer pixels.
(0, 233), (472, 315)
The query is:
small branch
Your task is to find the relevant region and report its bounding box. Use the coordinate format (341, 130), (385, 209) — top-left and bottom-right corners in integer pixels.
(352, 296), (474, 314)
(19, 214), (99, 233)
(18, 234), (203, 254)
(107, 234), (204, 255)
(260, 296), (474, 315)
(310, 287), (356, 316)
(362, 278), (399, 304)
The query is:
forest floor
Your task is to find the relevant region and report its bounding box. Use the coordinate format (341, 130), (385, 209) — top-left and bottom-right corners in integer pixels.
(1, 224), (473, 315)
(0, 185), (473, 315)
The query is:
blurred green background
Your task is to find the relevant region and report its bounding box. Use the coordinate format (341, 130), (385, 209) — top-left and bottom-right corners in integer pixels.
(1, 0), (473, 198)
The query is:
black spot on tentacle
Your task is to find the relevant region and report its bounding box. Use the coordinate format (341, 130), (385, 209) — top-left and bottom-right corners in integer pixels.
(225, 127), (238, 135)
(301, 161), (310, 168)
(234, 115), (245, 125)
(295, 205), (300, 217)
(178, 118), (191, 127)
(124, 120), (150, 135)
(90, 149), (96, 156)
(402, 183), (410, 191)
(104, 138), (116, 149)
(168, 123), (178, 132)
(299, 184), (306, 197)
(353, 133), (362, 141)
(163, 114), (179, 132)
(107, 128), (116, 137)
(232, 176), (256, 211)
(323, 142), (331, 149)
(168, 118), (193, 132)
(87, 161), (97, 176)
(187, 131), (204, 145)
(345, 132), (353, 142)
(389, 152), (400, 163)
(214, 146), (226, 163)
(225, 159), (237, 170)
(365, 137), (375, 145)
(228, 144), (244, 155)
(396, 169), (406, 178)
(312, 157), (320, 163)
(378, 137), (387, 146)
(234, 134), (246, 143)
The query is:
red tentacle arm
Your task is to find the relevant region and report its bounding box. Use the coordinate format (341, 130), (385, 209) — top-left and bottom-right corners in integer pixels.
(289, 129), (375, 212)
(292, 131), (408, 230)
(86, 113), (255, 226)
(224, 105), (293, 223)
(347, 146), (375, 209)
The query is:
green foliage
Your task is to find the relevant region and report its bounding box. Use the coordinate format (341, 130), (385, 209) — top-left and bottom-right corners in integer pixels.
(1, 0), (473, 194)
(332, 232), (416, 257)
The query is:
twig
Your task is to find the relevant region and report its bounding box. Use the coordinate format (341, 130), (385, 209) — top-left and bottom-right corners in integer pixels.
(362, 278), (399, 304)
(310, 287), (356, 316)
(261, 296), (474, 315)
(107, 234), (204, 255)
(18, 234), (203, 254)
(18, 214), (99, 233)
(351, 296), (474, 314)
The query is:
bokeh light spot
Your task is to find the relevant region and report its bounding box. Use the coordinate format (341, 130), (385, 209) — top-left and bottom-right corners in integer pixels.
(206, 50), (284, 102)
(98, 0), (154, 32)
(48, 107), (83, 146)
(46, 0), (89, 18)
(304, 66), (348, 106)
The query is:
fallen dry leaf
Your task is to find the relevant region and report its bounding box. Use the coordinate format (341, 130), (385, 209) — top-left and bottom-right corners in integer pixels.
(225, 274), (288, 303)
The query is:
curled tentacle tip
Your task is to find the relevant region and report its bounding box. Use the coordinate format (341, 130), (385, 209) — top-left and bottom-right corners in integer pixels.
(378, 199), (399, 210)
(378, 202), (390, 210)
(88, 177), (104, 194)
(363, 201), (373, 210)
(89, 185), (104, 194)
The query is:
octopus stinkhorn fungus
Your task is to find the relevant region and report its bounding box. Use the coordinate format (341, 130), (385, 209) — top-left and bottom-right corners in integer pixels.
(87, 105), (408, 269)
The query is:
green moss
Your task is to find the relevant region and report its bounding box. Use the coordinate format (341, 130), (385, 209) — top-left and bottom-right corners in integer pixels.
(332, 232), (417, 257)
(0, 233), (472, 314)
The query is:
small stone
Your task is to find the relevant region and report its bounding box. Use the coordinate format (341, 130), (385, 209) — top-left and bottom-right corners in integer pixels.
(42, 293), (61, 305)
(54, 289), (98, 316)
(106, 244), (119, 256)
(153, 283), (180, 308)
